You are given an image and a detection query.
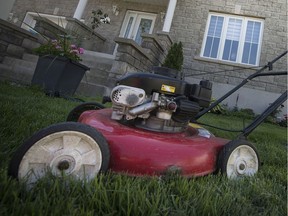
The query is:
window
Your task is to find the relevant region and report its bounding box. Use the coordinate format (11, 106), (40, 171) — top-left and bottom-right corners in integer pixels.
(201, 13), (264, 66)
(114, 10), (156, 55)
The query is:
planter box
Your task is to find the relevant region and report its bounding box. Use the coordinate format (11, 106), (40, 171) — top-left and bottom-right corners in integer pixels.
(31, 55), (89, 96)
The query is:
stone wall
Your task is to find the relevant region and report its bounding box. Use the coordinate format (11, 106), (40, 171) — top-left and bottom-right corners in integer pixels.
(0, 18), (41, 62)
(65, 18), (107, 52)
(170, 0), (287, 94)
(11, 0), (167, 55)
(141, 32), (173, 66)
(85, 1), (166, 54)
(11, 0), (79, 22)
(32, 17), (107, 52)
(110, 32), (173, 80)
(33, 17), (67, 40)
(9, 0), (287, 95)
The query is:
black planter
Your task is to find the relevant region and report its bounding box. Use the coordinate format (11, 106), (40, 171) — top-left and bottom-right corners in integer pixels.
(32, 55), (89, 96)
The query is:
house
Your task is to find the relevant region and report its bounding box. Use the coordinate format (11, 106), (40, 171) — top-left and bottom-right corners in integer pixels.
(1, 0), (287, 115)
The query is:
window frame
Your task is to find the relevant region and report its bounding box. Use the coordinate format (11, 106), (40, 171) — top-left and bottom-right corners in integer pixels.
(119, 10), (156, 41)
(200, 12), (264, 66)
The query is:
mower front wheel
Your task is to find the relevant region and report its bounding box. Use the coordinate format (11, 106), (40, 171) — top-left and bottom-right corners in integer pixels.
(217, 139), (259, 179)
(67, 102), (105, 122)
(8, 122), (110, 184)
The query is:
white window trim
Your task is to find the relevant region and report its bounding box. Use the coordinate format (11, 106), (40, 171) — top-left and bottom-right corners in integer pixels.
(114, 10), (157, 56)
(119, 10), (157, 39)
(200, 12), (264, 66)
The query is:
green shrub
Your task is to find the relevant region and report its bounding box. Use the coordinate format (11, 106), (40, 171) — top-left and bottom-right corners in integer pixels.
(162, 42), (184, 71)
(221, 107), (255, 119)
(209, 98), (227, 114)
(278, 114), (287, 127)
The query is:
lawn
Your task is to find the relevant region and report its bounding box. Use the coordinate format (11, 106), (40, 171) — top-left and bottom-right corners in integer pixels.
(0, 82), (287, 215)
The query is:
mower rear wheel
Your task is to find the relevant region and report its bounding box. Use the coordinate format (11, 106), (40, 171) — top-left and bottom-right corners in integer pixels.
(67, 102), (105, 122)
(217, 139), (259, 179)
(8, 122), (110, 184)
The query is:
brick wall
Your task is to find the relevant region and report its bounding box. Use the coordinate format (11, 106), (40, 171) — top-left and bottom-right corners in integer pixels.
(170, 0), (287, 94)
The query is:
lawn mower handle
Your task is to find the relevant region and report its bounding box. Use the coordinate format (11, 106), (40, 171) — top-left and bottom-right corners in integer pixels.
(195, 50), (287, 120)
(195, 50), (287, 138)
(239, 90), (287, 138)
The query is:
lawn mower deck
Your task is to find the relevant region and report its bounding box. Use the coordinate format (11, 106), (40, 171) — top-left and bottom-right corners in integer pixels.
(78, 108), (229, 177)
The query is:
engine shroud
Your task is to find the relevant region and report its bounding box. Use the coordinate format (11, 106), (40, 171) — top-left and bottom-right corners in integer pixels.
(110, 73), (212, 133)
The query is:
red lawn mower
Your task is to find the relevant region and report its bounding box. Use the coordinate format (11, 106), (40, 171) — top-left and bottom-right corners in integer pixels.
(8, 51), (287, 184)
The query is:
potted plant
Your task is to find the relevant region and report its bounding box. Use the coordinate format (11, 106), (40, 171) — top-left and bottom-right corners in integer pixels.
(32, 35), (89, 97)
(153, 42), (184, 79)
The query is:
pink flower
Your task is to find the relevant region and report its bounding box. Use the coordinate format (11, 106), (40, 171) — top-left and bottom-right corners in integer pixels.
(70, 49), (79, 54)
(78, 47), (84, 54)
(70, 44), (77, 49)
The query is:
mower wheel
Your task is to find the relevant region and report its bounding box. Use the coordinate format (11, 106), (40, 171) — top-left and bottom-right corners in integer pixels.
(8, 122), (110, 184)
(67, 102), (105, 122)
(217, 139), (259, 179)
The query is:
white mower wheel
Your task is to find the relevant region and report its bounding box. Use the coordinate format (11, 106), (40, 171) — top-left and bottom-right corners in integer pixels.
(8, 122), (110, 184)
(217, 139), (259, 179)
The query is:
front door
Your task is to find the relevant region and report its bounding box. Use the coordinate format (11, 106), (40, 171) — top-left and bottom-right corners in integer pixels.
(120, 11), (156, 44)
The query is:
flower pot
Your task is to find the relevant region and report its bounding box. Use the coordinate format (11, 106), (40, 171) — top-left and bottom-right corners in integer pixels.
(32, 55), (89, 96)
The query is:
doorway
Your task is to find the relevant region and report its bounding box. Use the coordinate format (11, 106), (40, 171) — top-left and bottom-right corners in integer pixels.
(119, 10), (157, 44)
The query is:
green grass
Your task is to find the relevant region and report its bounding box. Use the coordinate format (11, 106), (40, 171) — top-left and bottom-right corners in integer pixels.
(0, 82), (287, 215)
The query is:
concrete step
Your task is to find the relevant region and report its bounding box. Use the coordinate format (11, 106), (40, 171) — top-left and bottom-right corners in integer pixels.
(0, 64), (13, 80)
(3, 56), (37, 70)
(81, 51), (114, 70)
(82, 74), (109, 85)
(76, 81), (111, 97)
(0, 63), (33, 84)
(81, 50), (115, 63)
(22, 53), (39, 63)
(82, 60), (113, 71)
(85, 67), (110, 78)
(80, 61), (114, 85)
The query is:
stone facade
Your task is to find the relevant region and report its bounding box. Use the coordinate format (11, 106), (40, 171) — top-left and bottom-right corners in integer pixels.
(10, 0), (166, 55)
(9, 0), (286, 94)
(170, 0), (287, 94)
(6, 0), (288, 114)
(110, 32), (172, 81)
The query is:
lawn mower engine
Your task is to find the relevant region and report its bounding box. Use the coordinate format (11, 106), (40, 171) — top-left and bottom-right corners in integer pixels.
(110, 73), (212, 132)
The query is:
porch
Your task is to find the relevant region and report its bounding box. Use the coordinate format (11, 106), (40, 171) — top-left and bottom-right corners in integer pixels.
(0, 0), (179, 97)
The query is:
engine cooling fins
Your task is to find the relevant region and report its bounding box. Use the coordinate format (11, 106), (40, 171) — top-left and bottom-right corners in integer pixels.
(172, 99), (200, 123)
